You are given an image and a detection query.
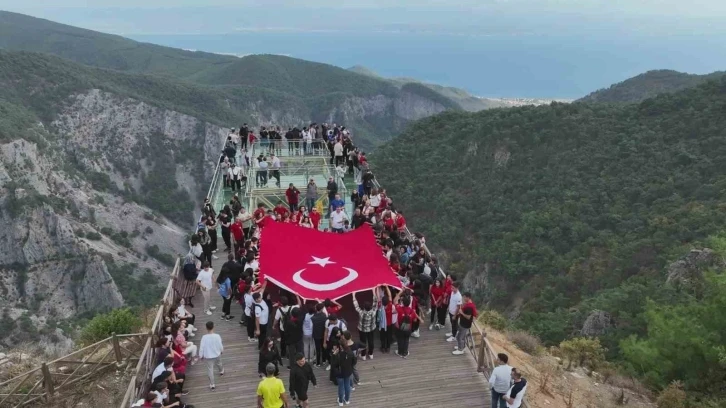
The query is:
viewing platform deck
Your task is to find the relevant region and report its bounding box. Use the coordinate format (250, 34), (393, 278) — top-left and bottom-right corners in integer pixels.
(181, 290), (490, 408)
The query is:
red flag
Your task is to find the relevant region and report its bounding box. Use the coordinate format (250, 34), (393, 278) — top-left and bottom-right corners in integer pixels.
(259, 222), (401, 300)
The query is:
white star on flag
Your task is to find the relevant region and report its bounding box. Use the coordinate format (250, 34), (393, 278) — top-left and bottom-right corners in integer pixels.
(308, 256), (336, 267)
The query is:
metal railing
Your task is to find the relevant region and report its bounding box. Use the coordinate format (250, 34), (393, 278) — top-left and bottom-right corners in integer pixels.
(251, 140), (332, 157)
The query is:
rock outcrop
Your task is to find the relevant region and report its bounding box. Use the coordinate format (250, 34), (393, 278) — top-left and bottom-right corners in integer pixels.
(581, 310), (613, 337)
(665, 248), (724, 291)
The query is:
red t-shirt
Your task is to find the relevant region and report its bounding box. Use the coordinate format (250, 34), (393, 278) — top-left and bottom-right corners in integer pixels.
(384, 302), (395, 326)
(309, 211), (321, 229)
(395, 305), (417, 328)
(383, 217), (395, 232)
(273, 206), (289, 218)
(325, 305), (341, 316)
(286, 188), (299, 204)
(253, 208), (266, 219)
(396, 214), (406, 230)
(430, 285), (445, 306)
(462, 301), (478, 318)
(230, 222), (244, 241)
(257, 215), (274, 230)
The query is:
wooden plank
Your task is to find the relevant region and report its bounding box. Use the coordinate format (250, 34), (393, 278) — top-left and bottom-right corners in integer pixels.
(181, 290), (489, 408)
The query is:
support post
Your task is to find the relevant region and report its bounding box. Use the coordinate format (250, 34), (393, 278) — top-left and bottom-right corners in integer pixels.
(41, 363), (54, 400)
(112, 333), (123, 363)
(477, 332), (487, 372)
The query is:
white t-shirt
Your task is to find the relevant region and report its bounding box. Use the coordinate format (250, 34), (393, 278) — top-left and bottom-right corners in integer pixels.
(326, 320), (347, 340)
(244, 293), (254, 317)
(489, 364), (514, 393)
(152, 390), (167, 404)
(197, 268), (214, 290)
(271, 156), (281, 168)
(151, 362), (168, 382)
(274, 305), (297, 331)
(303, 313), (314, 336)
(448, 291), (463, 315)
(506, 383), (527, 408)
(199, 332), (224, 359)
(331, 211), (348, 229)
(245, 259), (260, 272)
(254, 301), (269, 325)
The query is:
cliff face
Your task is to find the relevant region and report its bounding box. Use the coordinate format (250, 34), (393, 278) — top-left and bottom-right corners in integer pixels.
(0, 90), (230, 349)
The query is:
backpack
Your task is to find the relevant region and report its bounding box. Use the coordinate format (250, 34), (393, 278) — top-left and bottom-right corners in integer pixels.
(399, 309), (413, 334)
(281, 307), (296, 330)
(183, 262), (198, 281)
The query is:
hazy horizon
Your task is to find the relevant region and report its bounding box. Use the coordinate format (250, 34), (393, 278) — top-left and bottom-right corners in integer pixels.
(2, 2), (725, 98)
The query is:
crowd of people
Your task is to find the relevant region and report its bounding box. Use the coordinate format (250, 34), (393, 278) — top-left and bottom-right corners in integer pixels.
(135, 123), (527, 408)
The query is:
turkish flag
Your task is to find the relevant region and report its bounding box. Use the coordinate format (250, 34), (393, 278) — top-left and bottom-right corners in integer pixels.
(258, 222), (401, 300)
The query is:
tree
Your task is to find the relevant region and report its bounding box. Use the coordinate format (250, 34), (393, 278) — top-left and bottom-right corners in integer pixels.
(559, 337), (606, 370)
(656, 381), (686, 408)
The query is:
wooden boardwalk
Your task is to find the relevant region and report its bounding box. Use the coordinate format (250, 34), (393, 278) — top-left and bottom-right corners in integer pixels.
(182, 290), (490, 408)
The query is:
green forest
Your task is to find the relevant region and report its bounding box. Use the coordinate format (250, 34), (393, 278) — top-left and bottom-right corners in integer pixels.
(372, 77), (726, 402)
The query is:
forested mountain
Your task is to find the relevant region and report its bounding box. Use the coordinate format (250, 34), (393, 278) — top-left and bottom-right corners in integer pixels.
(579, 69), (726, 103)
(0, 10), (506, 148)
(372, 77), (726, 400)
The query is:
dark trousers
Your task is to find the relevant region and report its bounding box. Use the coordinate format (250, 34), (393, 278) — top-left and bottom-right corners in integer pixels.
(257, 325), (268, 350)
(397, 330), (411, 357)
(222, 296), (232, 316)
(287, 340), (303, 367)
(221, 228), (231, 250)
(380, 325), (394, 351)
(202, 251), (212, 267)
(491, 390), (507, 408)
(232, 178), (241, 191)
(271, 170), (280, 186)
(314, 338), (324, 365)
(335, 156), (344, 166)
(246, 315), (255, 339)
(450, 313), (459, 337)
(289, 203), (298, 212)
(209, 230), (218, 252)
(432, 306), (446, 325)
(360, 331), (375, 356)
(279, 335), (287, 358)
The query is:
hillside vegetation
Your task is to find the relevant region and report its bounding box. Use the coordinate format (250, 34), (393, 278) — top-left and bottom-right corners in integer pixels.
(579, 69), (726, 103)
(372, 77), (726, 401)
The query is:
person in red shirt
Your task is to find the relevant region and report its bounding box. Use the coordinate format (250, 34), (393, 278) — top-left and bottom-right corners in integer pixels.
(323, 298), (342, 316)
(255, 211), (274, 230)
(393, 288), (423, 358)
(230, 218), (244, 250)
(309, 207), (321, 230)
(395, 211), (406, 231)
(285, 183), (300, 212)
(382, 211), (395, 232)
(248, 132), (257, 145)
(429, 279), (446, 330)
(253, 203), (267, 220)
(273, 202), (289, 219)
(453, 292), (478, 356)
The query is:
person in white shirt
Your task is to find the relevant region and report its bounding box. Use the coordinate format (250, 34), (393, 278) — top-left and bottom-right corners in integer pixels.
(228, 163), (244, 192)
(303, 128), (312, 154)
(446, 282), (463, 343)
(196, 262), (216, 315)
(257, 156), (269, 187)
(333, 140), (344, 166)
(199, 321), (224, 390)
(253, 292), (270, 349)
(270, 153), (281, 187)
(489, 353), (514, 408)
(504, 368), (527, 408)
(330, 207), (349, 233)
(242, 286), (257, 342)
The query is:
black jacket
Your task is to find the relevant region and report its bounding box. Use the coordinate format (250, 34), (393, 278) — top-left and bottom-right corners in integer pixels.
(289, 363), (317, 395)
(331, 350), (355, 378)
(327, 181), (338, 196)
(258, 347), (282, 374)
(311, 312), (327, 340)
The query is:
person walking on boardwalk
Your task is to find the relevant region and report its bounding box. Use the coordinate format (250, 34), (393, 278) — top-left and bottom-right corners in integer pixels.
(489, 353), (513, 408)
(198, 321), (224, 391)
(289, 352), (317, 408)
(257, 362), (289, 408)
(452, 292), (477, 356)
(352, 288), (378, 360)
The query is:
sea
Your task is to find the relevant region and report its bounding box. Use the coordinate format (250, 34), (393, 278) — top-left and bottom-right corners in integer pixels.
(129, 31), (726, 100)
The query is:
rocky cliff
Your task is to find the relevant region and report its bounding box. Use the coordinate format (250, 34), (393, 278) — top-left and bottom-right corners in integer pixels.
(0, 89), (233, 350)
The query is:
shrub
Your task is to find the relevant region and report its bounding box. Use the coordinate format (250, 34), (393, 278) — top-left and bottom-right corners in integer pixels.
(479, 309), (508, 331)
(146, 245), (176, 267)
(559, 337), (606, 370)
(656, 381), (686, 408)
(145, 226), (154, 234)
(79, 308), (142, 345)
(507, 330), (542, 355)
(85, 232), (102, 240)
